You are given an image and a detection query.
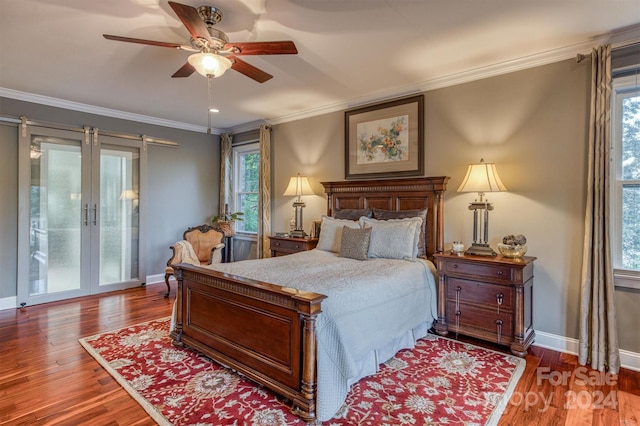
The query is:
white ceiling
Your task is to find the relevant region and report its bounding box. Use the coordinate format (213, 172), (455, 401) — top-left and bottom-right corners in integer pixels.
(1, 0), (639, 134)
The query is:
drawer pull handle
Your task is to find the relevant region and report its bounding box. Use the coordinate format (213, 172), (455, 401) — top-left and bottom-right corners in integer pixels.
(455, 286), (462, 337)
(294, 245), (300, 249)
(496, 319), (503, 344)
(496, 293), (503, 313)
(453, 264), (458, 269)
(497, 270), (504, 275)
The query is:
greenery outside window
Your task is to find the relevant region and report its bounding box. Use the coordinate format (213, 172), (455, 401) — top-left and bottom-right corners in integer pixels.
(233, 142), (260, 236)
(612, 73), (640, 289)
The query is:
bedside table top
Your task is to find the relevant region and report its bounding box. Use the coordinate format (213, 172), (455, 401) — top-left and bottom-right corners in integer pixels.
(269, 235), (319, 242)
(434, 251), (536, 265)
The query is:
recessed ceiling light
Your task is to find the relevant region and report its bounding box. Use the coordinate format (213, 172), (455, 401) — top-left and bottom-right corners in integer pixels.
(209, 108), (219, 113)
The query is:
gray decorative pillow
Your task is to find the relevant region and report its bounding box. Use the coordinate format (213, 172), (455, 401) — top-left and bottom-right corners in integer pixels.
(334, 208), (372, 220)
(338, 226), (371, 261)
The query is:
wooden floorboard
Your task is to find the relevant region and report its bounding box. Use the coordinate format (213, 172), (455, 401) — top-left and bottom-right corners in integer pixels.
(0, 282), (638, 425)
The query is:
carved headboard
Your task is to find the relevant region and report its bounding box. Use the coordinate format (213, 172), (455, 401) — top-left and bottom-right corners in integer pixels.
(321, 176), (450, 260)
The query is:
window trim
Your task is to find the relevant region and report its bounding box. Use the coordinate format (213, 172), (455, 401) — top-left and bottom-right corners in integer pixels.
(232, 141), (260, 239)
(611, 74), (640, 289)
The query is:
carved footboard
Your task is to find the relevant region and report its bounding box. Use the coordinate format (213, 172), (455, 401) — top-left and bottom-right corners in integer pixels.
(170, 263), (327, 422)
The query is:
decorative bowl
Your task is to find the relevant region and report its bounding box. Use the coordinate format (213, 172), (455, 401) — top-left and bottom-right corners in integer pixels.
(498, 243), (527, 258)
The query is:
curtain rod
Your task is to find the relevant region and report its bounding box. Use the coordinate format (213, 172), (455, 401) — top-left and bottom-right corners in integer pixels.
(576, 41), (640, 63)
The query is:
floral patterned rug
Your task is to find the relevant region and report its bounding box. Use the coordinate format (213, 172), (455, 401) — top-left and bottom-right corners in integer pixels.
(79, 318), (525, 425)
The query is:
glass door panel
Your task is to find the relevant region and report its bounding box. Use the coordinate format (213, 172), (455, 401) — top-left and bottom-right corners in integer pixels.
(99, 145), (140, 286)
(20, 130), (91, 305)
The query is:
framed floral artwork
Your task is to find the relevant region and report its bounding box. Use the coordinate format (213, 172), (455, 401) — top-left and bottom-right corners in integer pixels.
(344, 94), (424, 179)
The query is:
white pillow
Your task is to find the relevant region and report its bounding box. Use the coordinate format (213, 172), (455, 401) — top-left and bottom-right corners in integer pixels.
(360, 216), (423, 260)
(316, 215), (362, 253)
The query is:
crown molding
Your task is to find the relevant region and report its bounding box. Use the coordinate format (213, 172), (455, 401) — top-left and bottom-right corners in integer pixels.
(0, 87), (219, 134)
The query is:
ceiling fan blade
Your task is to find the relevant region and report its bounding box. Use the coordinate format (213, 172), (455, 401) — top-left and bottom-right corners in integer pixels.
(224, 41), (298, 56)
(171, 61), (196, 78)
(230, 57), (273, 83)
(103, 34), (183, 49)
(168, 1), (212, 44)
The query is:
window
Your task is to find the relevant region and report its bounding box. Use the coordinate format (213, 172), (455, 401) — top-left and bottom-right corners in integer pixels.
(233, 142), (260, 235)
(612, 73), (640, 288)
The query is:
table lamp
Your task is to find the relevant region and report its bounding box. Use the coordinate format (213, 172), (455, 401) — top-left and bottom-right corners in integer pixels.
(457, 159), (507, 256)
(283, 173), (313, 237)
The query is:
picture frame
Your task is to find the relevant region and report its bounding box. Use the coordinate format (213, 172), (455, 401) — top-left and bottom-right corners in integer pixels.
(312, 220), (322, 239)
(344, 94), (424, 179)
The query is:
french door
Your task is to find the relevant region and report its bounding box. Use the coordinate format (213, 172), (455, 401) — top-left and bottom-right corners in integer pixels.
(18, 126), (146, 306)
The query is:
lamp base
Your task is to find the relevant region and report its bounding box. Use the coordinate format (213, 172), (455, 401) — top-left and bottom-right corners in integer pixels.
(464, 243), (497, 257)
(289, 229), (307, 238)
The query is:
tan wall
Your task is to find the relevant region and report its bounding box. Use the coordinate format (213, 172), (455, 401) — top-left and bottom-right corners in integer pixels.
(270, 59), (640, 354)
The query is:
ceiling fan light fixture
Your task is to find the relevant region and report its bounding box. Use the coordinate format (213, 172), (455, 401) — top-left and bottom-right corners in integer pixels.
(188, 52), (232, 77)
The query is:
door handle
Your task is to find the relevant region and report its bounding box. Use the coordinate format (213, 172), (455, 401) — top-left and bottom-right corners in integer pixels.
(83, 204), (89, 226)
(92, 204), (97, 225)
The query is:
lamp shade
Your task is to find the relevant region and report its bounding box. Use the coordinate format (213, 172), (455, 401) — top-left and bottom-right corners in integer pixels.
(188, 52), (232, 77)
(283, 174), (313, 198)
(457, 159), (507, 193)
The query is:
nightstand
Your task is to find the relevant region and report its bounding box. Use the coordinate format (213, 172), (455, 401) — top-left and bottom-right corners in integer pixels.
(433, 251), (536, 357)
(268, 235), (319, 257)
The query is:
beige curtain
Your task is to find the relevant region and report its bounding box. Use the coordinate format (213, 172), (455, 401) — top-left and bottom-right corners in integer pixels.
(219, 133), (233, 216)
(258, 124), (272, 258)
(578, 45), (620, 374)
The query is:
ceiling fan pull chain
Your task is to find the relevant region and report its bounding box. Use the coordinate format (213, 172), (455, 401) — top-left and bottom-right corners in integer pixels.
(207, 75), (213, 134)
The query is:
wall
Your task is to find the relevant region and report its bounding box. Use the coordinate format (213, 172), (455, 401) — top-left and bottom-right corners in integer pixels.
(0, 124), (18, 298)
(270, 59), (640, 355)
(0, 97), (220, 300)
(2, 57), (638, 357)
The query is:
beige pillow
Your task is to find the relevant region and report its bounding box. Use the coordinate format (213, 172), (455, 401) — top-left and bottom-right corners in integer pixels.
(316, 215), (362, 253)
(360, 216), (423, 260)
(338, 226), (371, 261)
(372, 208), (428, 257)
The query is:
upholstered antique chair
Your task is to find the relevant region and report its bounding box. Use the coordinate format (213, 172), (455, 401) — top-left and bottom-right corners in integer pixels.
(164, 224), (225, 297)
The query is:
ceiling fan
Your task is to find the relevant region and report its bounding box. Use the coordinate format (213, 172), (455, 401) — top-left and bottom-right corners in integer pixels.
(103, 1), (297, 83)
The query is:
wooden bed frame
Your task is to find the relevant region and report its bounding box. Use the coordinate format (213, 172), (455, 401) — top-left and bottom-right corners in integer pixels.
(170, 176), (449, 422)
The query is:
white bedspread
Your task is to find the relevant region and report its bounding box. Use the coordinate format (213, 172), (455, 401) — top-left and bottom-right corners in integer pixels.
(200, 249), (438, 421)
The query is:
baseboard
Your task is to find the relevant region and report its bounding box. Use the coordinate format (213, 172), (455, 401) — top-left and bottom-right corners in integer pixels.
(146, 273), (166, 285)
(0, 296), (17, 311)
(534, 331), (640, 372)
(0, 275), (167, 311)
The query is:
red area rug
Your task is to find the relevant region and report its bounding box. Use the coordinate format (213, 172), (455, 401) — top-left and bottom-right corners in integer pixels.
(79, 318), (524, 425)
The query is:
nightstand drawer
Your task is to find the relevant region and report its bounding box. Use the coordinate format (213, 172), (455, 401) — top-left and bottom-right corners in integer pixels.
(271, 239), (305, 253)
(447, 278), (513, 311)
(269, 236), (318, 257)
(446, 301), (514, 338)
(443, 260), (514, 283)
(434, 252), (536, 357)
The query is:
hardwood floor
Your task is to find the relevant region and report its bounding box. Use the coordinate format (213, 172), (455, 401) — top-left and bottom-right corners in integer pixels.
(0, 283), (638, 425)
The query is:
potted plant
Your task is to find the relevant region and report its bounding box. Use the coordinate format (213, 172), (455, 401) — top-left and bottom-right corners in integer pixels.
(212, 208), (244, 236)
